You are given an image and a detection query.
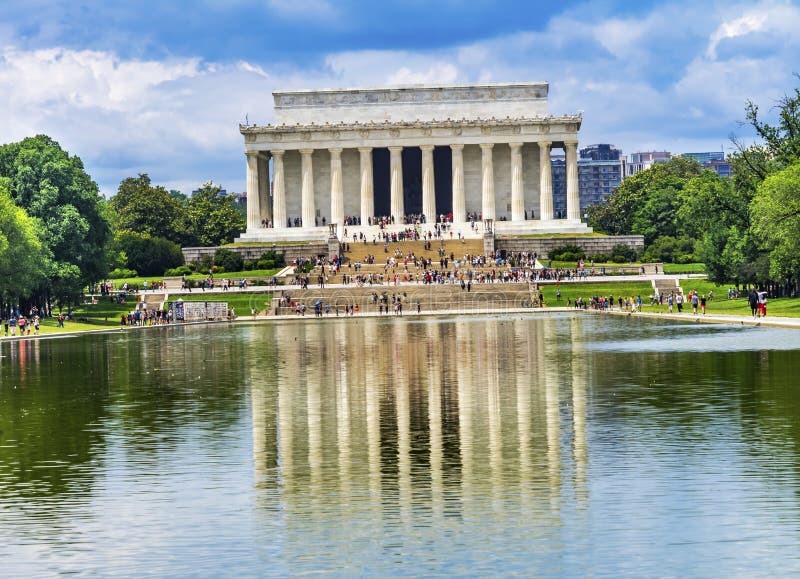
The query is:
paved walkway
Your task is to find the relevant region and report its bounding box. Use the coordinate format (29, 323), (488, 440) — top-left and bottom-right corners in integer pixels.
(147, 273), (688, 297)
(589, 308), (800, 329)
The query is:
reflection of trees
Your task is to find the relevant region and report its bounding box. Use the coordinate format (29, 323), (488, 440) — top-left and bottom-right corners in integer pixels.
(0, 339), (109, 500)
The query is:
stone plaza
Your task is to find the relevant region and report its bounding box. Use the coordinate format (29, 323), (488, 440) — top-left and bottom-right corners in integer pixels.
(237, 81), (592, 242)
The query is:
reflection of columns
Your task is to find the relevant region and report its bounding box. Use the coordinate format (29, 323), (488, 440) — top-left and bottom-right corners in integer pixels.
(543, 320), (561, 504)
(510, 143), (525, 221)
(427, 323), (444, 516)
(394, 324), (411, 524)
(480, 143), (495, 220)
(364, 322), (381, 506)
(456, 321), (473, 505)
(271, 150), (286, 229)
(359, 147), (374, 225)
(421, 145), (436, 223)
(307, 350), (322, 492)
(566, 140), (580, 221)
(300, 149), (315, 227)
(539, 141), (553, 221)
(278, 360), (295, 491)
(330, 148), (344, 229)
(335, 322), (351, 497)
(514, 320), (532, 500)
(389, 146), (404, 222)
(258, 153), (271, 225)
(571, 316), (588, 504)
(451, 144), (465, 223)
(485, 322), (502, 510)
(245, 151), (261, 231)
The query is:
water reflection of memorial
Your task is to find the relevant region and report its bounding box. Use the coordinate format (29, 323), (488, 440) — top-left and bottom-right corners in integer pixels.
(251, 315), (590, 526)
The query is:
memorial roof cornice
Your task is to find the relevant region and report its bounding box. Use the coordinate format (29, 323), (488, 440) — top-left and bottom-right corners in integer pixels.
(240, 114), (582, 135)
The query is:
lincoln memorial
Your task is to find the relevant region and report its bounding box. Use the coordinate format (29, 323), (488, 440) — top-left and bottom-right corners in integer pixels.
(237, 81), (591, 242)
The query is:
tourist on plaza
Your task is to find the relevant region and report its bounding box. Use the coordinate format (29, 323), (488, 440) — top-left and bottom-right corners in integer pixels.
(700, 294), (707, 315)
(758, 291), (768, 317)
(691, 292), (699, 314)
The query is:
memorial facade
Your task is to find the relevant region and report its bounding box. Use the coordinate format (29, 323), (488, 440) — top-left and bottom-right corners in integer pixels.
(238, 82), (591, 242)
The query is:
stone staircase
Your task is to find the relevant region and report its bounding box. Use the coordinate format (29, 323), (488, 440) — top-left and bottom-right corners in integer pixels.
(273, 282), (537, 315)
(342, 238), (485, 264)
(652, 277), (682, 297)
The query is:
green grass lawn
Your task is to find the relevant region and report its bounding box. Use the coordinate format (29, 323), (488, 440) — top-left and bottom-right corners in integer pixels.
(169, 292), (273, 315)
(538, 282), (654, 306)
(102, 268), (282, 289)
(662, 263), (705, 274)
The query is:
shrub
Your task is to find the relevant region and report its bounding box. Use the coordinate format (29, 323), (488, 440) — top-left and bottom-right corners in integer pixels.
(113, 230), (184, 276)
(588, 254), (608, 263)
(549, 244), (586, 261)
(108, 267), (137, 279)
(611, 243), (640, 262)
(259, 250), (285, 268)
(213, 248), (243, 272)
(642, 236), (696, 264)
(165, 265), (192, 276)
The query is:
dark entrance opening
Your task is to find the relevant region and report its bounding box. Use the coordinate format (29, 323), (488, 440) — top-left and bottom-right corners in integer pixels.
(433, 146), (453, 218)
(372, 148), (390, 218)
(402, 148), (422, 216)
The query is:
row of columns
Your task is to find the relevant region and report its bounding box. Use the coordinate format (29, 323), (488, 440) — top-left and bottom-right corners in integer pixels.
(245, 141), (580, 230)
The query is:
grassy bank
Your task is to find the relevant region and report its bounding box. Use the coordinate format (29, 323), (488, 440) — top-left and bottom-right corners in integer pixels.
(170, 292), (273, 315)
(102, 268), (282, 289)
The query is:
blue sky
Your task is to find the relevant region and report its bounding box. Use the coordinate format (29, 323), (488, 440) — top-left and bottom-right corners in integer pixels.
(2, 0), (799, 196)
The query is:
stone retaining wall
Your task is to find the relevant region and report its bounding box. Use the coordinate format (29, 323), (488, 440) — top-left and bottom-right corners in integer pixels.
(495, 235), (644, 258)
(182, 243), (328, 264)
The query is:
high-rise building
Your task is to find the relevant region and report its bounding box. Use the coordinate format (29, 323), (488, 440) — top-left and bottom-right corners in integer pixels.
(626, 151), (671, 177)
(551, 144), (624, 216)
(681, 151), (731, 178)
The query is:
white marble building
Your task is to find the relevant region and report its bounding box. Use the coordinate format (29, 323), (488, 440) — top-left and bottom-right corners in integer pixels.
(238, 82), (591, 241)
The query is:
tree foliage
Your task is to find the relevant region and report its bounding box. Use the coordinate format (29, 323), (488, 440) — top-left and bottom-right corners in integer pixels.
(0, 135), (110, 298)
(112, 174), (191, 245)
(186, 182), (245, 246)
(0, 184), (45, 299)
(112, 230), (184, 277)
(750, 163), (800, 282)
(587, 156), (703, 244)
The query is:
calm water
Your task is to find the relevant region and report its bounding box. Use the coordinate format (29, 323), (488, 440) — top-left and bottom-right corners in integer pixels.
(2, 314), (800, 577)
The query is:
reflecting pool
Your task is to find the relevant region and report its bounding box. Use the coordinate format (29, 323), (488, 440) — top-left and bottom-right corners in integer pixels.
(2, 314), (800, 576)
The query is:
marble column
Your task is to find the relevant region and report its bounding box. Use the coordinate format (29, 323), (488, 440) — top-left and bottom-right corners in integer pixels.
(510, 142), (524, 221)
(480, 143), (495, 221)
(389, 146), (404, 223)
(329, 148), (344, 231)
(300, 149), (315, 228)
(271, 150), (286, 229)
(421, 145), (436, 223)
(245, 151), (261, 232)
(451, 144), (465, 223)
(565, 140), (580, 221)
(359, 147), (374, 225)
(257, 153), (271, 226)
(539, 141), (553, 221)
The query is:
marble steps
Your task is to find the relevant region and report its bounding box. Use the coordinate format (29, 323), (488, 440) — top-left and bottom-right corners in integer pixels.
(275, 283), (535, 313)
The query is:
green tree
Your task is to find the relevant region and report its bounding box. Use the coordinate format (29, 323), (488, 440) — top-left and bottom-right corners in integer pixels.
(750, 163), (800, 289)
(587, 156), (703, 243)
(0, 135), (110, 299)
(112, 230), (184, 276)
(186, 182), (245, 246)
(112, 174), (191, 245)
(0, 184), (45, 300)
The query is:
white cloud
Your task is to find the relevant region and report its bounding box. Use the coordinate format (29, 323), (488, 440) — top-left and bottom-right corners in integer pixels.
(1, 0), (799, 198)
